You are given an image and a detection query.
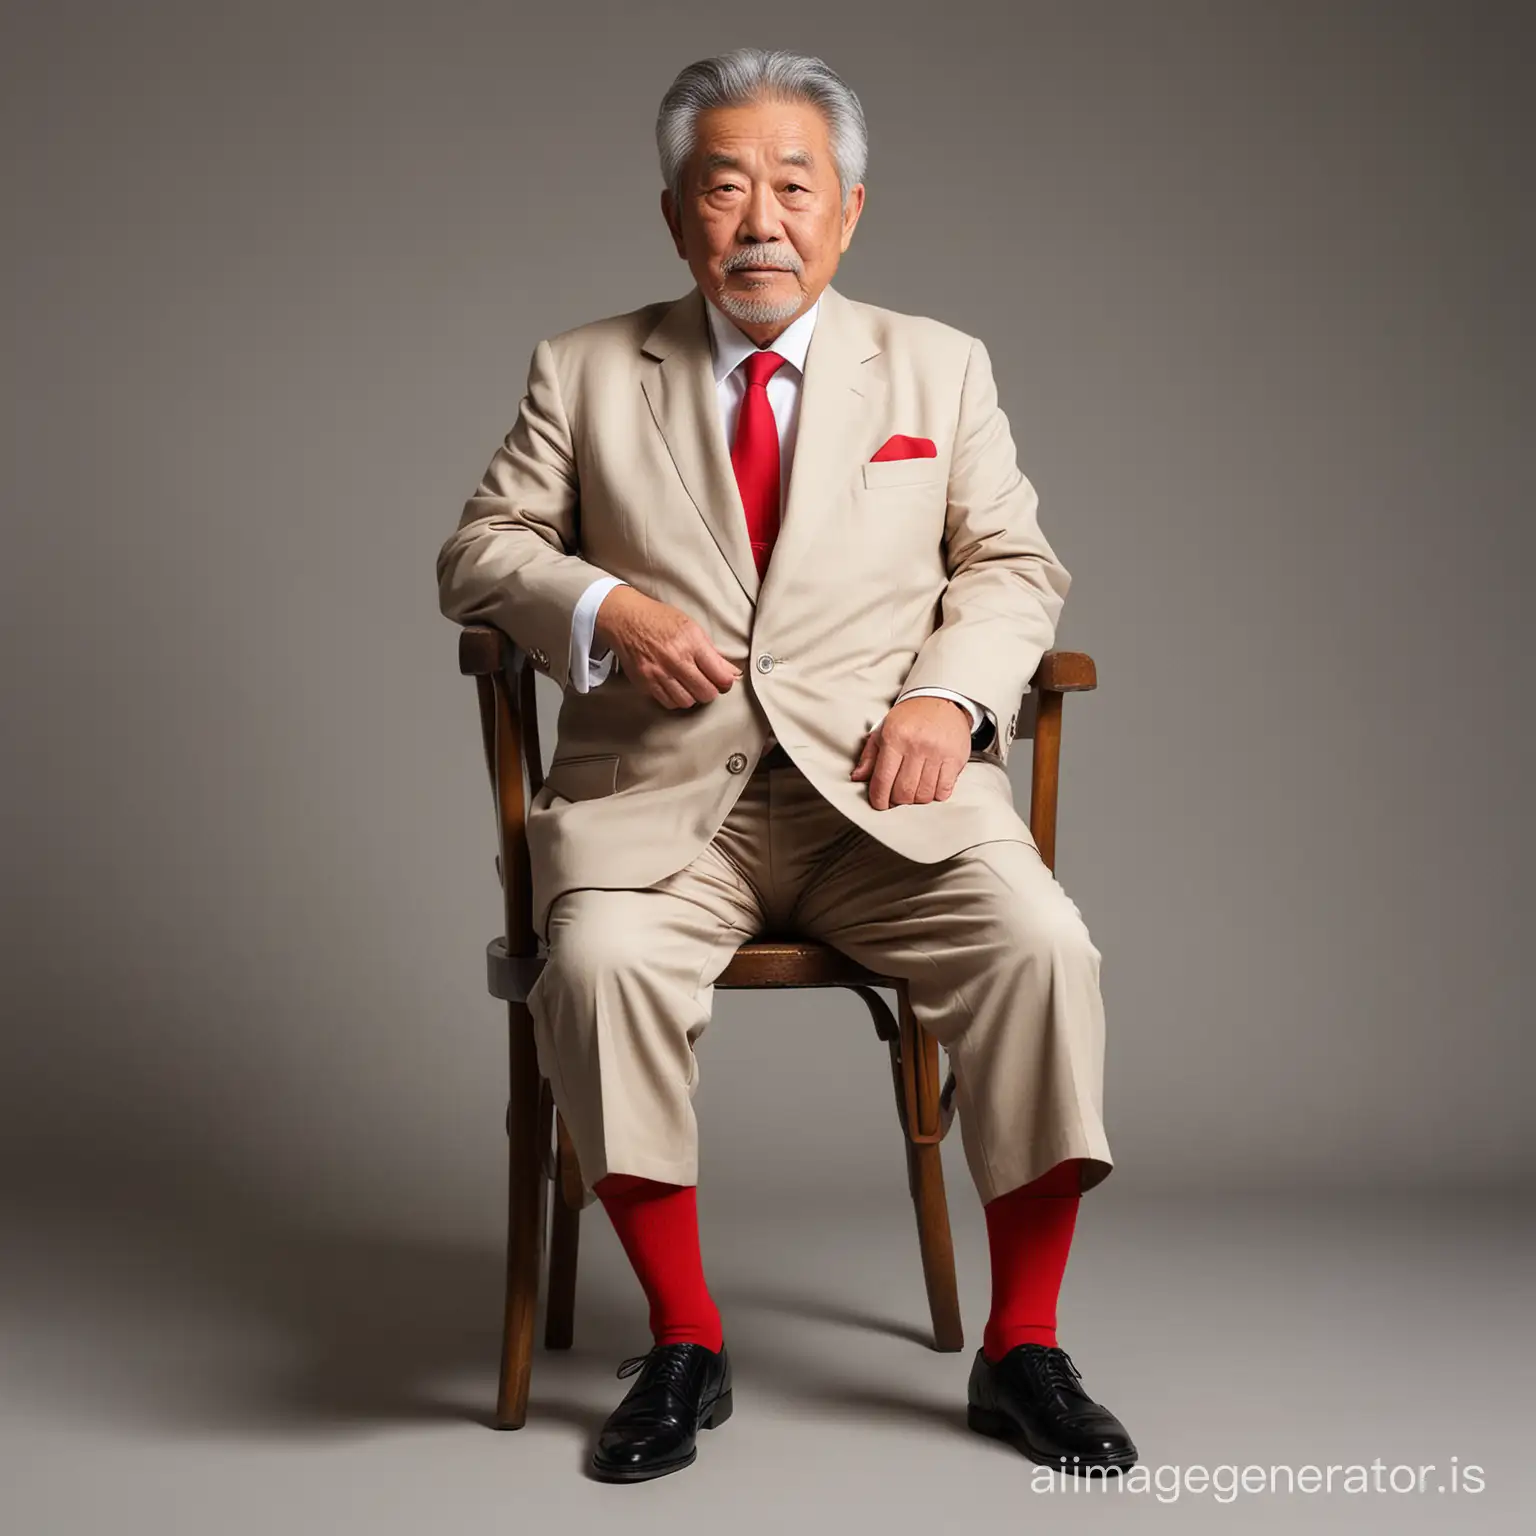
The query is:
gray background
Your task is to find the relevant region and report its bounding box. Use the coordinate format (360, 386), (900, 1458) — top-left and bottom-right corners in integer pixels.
(3, 1), (1531, 1530)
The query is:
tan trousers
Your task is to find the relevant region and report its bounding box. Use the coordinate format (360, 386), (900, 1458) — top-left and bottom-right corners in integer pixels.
(527, 756), (1114, 1209)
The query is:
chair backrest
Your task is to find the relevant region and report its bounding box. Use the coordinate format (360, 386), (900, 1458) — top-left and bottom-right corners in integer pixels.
(455, 626), (1097, 957)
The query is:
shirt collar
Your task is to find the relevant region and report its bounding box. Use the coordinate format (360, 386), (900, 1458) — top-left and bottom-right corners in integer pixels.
(704, 292), (820, 385)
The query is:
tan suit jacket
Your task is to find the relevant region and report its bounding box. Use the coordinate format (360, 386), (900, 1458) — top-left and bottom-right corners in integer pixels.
(437, 282), (1072, 943)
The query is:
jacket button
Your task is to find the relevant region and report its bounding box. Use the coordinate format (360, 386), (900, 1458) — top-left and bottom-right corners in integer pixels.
(726, 752), (748, 774)
(755, 654), (775, 674)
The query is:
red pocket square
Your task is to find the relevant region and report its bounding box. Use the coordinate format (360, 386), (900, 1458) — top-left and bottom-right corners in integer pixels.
(870, 434), (937, 462)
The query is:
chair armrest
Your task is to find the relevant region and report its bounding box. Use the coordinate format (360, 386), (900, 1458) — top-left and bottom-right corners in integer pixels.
(452, 622), (541, 952)
(1032, 650), (1097, 693)
(458, 624), (511, 677)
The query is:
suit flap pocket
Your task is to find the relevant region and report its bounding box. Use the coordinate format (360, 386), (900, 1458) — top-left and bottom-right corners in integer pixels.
(862, 456), (945, 490)
(544, 752), (620, 802)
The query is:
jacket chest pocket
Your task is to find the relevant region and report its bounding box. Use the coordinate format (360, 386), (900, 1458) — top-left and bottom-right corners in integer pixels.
(849, 467), (948, 572)
(860, 457), (946, 492)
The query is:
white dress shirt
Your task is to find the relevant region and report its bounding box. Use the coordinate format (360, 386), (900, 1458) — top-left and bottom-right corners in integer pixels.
(566, 294), (995, 745)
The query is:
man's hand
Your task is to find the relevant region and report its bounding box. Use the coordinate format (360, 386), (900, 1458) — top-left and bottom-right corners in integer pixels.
(594, 585), (742, 709)
(850, 695), (973, 809)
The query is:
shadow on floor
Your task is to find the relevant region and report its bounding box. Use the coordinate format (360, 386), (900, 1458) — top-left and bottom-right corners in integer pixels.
(0, 1167), (969, 1445)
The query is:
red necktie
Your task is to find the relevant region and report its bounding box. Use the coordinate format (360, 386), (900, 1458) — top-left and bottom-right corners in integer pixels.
(729, 350), (787, 578)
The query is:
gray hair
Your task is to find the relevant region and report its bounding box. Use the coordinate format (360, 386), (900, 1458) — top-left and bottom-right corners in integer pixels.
(656, 48), (868, 208)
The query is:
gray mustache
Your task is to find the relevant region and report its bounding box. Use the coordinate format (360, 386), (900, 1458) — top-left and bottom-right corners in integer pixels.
(723, 248), (802, 273)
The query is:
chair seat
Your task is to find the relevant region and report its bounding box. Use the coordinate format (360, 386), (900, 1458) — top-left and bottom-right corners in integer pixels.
(485, 934), (894, 1004)
(716, 937), (894, 988)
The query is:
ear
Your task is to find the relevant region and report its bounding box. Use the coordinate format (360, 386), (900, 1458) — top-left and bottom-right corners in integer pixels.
(660, 188), (687, 259)
(839, 184), (866, 252)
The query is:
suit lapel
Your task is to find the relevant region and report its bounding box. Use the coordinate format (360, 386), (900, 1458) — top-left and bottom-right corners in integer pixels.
(757, 283), (885, 614)
(640, 287), (760, 603)
(638, 281), (886, 610)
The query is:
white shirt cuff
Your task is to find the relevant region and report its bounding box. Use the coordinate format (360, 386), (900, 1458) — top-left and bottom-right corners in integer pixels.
(569, 575), (628, 693)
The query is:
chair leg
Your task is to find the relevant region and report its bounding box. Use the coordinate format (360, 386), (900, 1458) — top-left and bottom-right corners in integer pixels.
(896, 987), (964, 1353)
(907, 1137), (964, 1352)
(544, 1111), (581, 1350)
(496, 1002), (550, 1429)
(853, 981), (965, 1353)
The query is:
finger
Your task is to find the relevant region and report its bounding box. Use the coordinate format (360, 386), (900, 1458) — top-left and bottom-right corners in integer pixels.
(696, 648), (743, 692)
(854, 730), (882, 780)
(888, 750), (926, 807)
(933, 755), (962, 801)
(671, 658), (724, 704)
(912, 755), (941, 805)
(869, 743), (901, 810)
(849, 732), (876, 778)
(653, 673), (697, 709)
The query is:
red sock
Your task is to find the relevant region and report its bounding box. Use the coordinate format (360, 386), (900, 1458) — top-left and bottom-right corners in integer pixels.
(594, 1172), (724, 1353)
(981, 1158), (1082, 1362)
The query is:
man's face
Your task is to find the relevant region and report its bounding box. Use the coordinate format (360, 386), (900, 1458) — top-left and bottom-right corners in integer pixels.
(661, 96), (864, 341)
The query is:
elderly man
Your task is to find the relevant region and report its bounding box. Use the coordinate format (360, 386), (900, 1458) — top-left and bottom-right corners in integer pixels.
(437, 47), (1135, 1482)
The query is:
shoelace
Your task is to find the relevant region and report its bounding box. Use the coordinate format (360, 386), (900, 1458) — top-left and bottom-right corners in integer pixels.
(1023, 1346), (1088, 1400)
(616, 1345), (700, 1394)
(1045, 1348), (1084, 1391)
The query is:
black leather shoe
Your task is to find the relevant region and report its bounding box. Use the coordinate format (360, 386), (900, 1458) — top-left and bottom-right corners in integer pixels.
(589, 1341), (733, 1483)
(967, 1343), (1137, 1473)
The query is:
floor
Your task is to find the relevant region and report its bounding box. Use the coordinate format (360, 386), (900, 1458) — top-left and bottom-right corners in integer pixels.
(2, 1187), (1530, 1534)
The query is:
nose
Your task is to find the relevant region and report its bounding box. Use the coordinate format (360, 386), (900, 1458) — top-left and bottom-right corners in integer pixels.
(738, 178), (783, 244)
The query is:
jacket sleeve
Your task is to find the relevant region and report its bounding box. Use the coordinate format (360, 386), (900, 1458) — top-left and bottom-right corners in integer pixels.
(896, 336), (1071, 767)
(436, 336), (618, 690)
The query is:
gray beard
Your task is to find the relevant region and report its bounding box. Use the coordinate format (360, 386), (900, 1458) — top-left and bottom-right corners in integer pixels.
(713, 285), (804, 327)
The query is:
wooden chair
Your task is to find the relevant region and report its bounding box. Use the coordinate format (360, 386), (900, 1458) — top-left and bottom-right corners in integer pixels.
(452, 623), (1098, 1429)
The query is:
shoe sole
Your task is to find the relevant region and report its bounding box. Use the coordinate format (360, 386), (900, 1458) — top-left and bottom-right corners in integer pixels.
(589, 1389), (733, 1483)
(967, 1403), (1138, 1474)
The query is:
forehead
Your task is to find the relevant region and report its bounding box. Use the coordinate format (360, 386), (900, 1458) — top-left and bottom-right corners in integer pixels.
(690, 98), (832, 167)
